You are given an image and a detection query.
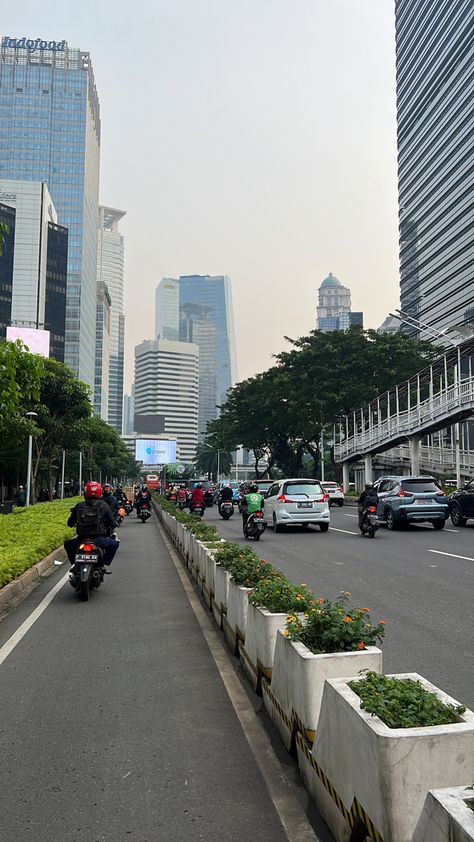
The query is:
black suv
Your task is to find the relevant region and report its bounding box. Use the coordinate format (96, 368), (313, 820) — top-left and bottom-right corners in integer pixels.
(448, 480), (474, 526)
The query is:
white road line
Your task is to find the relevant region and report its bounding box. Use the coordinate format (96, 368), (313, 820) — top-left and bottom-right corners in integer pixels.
(344, 514), (358, 519)
(0, 570), (70, 668)
(330, 527), (358, 536)
(428, 550), (474, 563)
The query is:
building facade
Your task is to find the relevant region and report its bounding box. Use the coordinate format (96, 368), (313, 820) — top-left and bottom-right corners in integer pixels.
(395, 1), (474, 338)
(122, 386), (135, 436)
(316, 272), (363, 332)
(97, 206), (125, 432)
(134, 339), (199, 462)
(155, 277), (179, 340)
(179, 302), (217, 439)
(0, 180), (67, 359)
(0, 36), (101, 386)
(94, 280), (111, 420)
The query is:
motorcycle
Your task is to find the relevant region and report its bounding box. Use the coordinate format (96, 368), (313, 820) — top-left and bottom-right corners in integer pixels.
(168, 493), (177, 505)
(177, 498), (188, 510)
(190, 503), (204, 518)
(69, 540), (106, 602)
(219, 501), (234, 520)
(359, 505), (379, 539)
(138, 502), (151, 523)
(244, 510), (266, 541)
(116, 506), (126, 526)
(124, 500), (133, 516)
(204, 490), (214, 508)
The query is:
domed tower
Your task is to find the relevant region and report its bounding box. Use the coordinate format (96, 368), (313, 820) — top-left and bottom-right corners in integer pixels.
(316, 272), (352, 332)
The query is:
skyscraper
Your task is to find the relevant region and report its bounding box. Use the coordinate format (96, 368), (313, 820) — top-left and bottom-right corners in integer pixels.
(395, 2), (474, 337)
(0, 36), (101, 386)
(155, 277), (179, 340)
(94, 281), (111, 420)
(97, 206), (125, 432)
(180, 302), (217, 439)
(316, 272), (363, 332)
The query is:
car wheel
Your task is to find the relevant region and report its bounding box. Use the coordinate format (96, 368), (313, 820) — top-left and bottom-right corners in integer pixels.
(319, 523), (329, 533)
(273, 514), (282, 533)
(337, 500), (344, 507)
(432, 520), (445, 530)
(385, 508), (397, 531)
(450, 504), (466, 527)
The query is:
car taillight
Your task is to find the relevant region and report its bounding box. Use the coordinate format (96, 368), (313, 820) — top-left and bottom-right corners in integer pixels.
(336, 487), (342, 493)
(397, 490), (414, 497)
(322, 493), (330, 502)
(79, 543), (94, 553)
(277, 495), (287, 503)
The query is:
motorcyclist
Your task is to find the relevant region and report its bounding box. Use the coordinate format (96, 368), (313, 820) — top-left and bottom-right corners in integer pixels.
(177, 484), (188, 506)
(64, 481), (119, 569)
(357, 482), (379, 526)
(114, 485), (127, 506)
(241, 483), (264, 534)
(136, 483), (152, 517)
(168, 483), (178, 501)
(218, 482), (234, 514)
(190, 482), (205, 511)
(102, 483), (120, 519)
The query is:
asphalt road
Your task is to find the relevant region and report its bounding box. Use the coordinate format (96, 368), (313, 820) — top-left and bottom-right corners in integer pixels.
(207, 503), (474, 709)
(0, 514), (294, 842)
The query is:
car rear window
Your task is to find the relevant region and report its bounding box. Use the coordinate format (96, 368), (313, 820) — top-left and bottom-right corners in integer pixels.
(255, 482), (272, 492)
(283, 482), (323, 497)
(323, 482), (338, 488)
(401, 480), (442, 493)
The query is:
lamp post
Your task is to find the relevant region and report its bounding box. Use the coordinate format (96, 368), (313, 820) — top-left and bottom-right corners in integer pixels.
(25, 411), (38, 507)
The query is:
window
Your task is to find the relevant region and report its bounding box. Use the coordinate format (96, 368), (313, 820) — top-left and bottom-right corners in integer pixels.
(283, 482), (323, 497)
(266, 483), (280, 498)
(401, 479), (442, 493)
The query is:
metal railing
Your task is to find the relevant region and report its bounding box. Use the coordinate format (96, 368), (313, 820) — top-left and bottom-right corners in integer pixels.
(374, 444), (474, 476)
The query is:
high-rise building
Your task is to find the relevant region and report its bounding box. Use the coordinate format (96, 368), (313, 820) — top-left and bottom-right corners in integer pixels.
(0, 36), (101, 386)
(180, 302), (217, 439)
(316, 272), (363, 332)
(378, 315), (400, 335)
(395, 2), (474, 338)
(97, 206), (125, 432)
(94, 281), (111, 420)
(122, 385), (135, 436)
(155, 277), (179, 340)
(0, 180), (67, 359)
(134, 339), (199, 462)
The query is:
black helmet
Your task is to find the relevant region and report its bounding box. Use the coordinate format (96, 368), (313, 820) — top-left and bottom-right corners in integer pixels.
(141, 483), (148, 491)
(197, 482), (203, 488)
(103, 483), (113, 493)
(249, 483), (258, 493)
(365, 482), (374, 489)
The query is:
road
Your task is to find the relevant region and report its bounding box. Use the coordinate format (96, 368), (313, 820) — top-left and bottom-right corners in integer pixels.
(0, 514), (298, 842)
(207, 503), (474, 709)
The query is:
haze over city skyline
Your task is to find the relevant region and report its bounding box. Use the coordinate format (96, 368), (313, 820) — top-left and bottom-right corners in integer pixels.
(3, 1), (400, 391)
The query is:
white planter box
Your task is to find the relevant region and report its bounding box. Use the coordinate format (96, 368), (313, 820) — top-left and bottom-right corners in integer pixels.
(213, 565), (232, 628)
(264, 631), (382, 750)
(413, 787), (474, 842)
(224, 579), (252, 653)
(298, 674), (474, 842)
(241, 603), (290, 692)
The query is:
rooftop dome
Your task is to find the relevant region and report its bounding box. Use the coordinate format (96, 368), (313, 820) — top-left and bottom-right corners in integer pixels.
(320, 272), (342, 289)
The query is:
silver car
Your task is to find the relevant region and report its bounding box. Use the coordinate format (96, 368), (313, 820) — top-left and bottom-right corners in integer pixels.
(263, 478), (330, 532)
(374, 475), (448, 530)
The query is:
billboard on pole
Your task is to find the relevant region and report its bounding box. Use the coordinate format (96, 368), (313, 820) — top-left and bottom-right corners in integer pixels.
(135, 439), (177, 466)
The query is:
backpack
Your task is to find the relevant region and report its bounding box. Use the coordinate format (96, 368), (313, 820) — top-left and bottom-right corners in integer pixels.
(75, 500), (106, 537)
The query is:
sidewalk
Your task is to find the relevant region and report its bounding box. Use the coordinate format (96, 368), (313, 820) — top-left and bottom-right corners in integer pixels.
(0, 512), (315, 841)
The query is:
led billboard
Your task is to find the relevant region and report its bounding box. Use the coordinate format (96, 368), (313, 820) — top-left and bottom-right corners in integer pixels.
(6, 326), (50, 358)
(134, 439), (177, 466)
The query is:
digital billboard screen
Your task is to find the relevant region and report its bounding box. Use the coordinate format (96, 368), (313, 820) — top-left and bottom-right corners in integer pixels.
(6, 326), (50, 358)
(134, 439), (177, 466)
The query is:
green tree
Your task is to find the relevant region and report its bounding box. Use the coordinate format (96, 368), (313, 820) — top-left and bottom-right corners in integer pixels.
(75, 416), (139, 484)
(194, 443), (232, 481)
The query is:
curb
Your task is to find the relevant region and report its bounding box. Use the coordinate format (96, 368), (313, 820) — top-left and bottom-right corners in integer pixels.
(0, 546), (67, 614)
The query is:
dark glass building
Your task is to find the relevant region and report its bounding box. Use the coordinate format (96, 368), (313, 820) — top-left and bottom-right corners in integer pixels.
(0, 202), (15, 338)
(45, 222), (68, 361)
(395, 1), (474, 337)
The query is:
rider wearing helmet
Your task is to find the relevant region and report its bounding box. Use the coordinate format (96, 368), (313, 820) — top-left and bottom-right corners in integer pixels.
(177, 484), (188, 505)
(241, 483), (264, 534)
(102, 483), (119, 518)
(64, 482), (119, 568)
(114, 485), (126, 506)
(190, 482), (205, 509)
(218, 481), (234, 514)
(357, 482), (379, 526)
(136, 483), (152, 517)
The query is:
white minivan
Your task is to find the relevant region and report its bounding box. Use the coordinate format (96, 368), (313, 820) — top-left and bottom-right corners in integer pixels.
(263, 478), (330, 532)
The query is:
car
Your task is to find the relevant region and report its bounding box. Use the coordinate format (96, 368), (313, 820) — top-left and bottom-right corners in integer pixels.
(262, 478), (330, 532)
(373, 475), (448, 530)
(321, 481), (344, 507)
(448, 479), (474, 526)
(241, 480), (273, 497)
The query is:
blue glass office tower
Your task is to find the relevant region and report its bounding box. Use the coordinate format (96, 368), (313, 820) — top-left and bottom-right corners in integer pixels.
(0, 36), (100, 386)
(178, 275), (237, 431)
(395, 2), (474, 337)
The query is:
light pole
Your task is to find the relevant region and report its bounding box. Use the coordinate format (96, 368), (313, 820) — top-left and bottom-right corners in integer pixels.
(79, 450), (83, 493)
(25, 411), (38, 507)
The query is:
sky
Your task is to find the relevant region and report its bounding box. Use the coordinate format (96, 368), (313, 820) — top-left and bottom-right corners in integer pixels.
(5, 1), (401, 391)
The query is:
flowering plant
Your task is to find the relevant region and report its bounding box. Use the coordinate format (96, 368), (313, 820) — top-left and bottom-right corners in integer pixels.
(248, 574), (314, 614)
(213, 543), (276, 587)
(284, 592), (385, 654)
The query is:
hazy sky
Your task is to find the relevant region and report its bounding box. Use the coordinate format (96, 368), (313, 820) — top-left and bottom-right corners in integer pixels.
(6, 1), (401, 390)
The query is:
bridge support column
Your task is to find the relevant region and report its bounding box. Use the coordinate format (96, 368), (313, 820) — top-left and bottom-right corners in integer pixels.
(342, 462), (350, 493)
(409, 435), (421, 475)
(364, 454), (373, 484)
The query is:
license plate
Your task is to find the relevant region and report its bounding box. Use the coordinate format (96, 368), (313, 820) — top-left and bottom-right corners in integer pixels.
(297, 502), (312, 508)
(75, 554), (98, 561)
(416, 499), (430, 505)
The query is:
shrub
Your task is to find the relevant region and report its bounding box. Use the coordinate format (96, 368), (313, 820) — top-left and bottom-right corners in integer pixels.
(213, 543), (274, 587)
(153, 494), (218, 540)
(349, 671), (466, 728)
(248, 574), (314, 613)
(285, 592), (385, 654)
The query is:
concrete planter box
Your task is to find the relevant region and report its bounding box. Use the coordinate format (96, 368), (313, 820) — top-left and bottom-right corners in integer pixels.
(413, 787), (474, 842)
(298, 674), (474, 842)
(264, 631), (382, 750)
(213, 565), (232, 629)
(240, 604), (290, 693)
(223, 579), (252, 654)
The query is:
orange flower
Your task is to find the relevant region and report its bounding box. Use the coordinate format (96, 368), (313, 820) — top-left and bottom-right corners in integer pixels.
(283, 629), (289, 637)
(343, 616), (353, 623)
(361, 608), (370, 613)
(357, 642), (365, 650)
(316, 597), (325, 605)
(379, 620), (386, 625)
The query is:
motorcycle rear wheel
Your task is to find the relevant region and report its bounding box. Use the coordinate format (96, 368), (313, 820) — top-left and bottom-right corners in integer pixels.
(368, 526), (375, 538)
(80, 579), (90, 601)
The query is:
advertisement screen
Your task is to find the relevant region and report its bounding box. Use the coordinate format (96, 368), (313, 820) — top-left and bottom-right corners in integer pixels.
(135, 439), (177, 465)
(6, 326), (50, 358)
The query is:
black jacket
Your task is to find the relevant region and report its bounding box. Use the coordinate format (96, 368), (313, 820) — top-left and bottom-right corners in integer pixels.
(68, 499), (117, 536)
(219, 487), (234, 502)
(103, 493), (119, 515)
(358, 490), (378, 508)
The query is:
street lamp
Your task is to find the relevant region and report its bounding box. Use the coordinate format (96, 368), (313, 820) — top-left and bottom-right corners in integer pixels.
(25, 411), (38, 507)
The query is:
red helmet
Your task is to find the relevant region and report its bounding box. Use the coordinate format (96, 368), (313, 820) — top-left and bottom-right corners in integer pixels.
(84, 481), (102, 499)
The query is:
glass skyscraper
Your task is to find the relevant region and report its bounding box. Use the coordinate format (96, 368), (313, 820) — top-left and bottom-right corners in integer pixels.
(97, 206), (125, 432)
(0, 36), (100, 386)
(395, 2), (474, 337)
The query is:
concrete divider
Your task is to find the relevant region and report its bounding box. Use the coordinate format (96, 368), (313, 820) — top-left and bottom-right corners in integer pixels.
(413, 787), (474, 841)
(241, 604), (291, 693)
(224, 580), (251, 654)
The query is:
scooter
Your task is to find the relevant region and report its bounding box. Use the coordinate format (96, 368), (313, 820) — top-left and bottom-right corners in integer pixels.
(244, 510), (266, 541)
(204, 490), (214, 508)
(138, 503), (151, 523)
(359, 505), (379, 539)
(219, 501), (234, 520)
(190, 503), (204, 518)
(124, 499), (133, 516)
(69, 540), (106, 602)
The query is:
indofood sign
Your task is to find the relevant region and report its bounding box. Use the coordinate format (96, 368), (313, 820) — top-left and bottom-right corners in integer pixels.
(2, 36), (66, 53)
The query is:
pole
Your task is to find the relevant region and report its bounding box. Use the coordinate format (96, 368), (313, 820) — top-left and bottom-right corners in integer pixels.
(61, 450), (65, 499)
(79, 451), (83, 493)
(217, 450), (220, 481)
(26, 434), (33, 507)
(320, 429), (325, 482)
(455, 423), (461, 487)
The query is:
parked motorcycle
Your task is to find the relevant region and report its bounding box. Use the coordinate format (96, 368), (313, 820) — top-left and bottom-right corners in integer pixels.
(219, 501), (234, 520)
(359, 505), (379, 539)
(69, 540), (106, 602)
(244, 510), (266, 541)
(138, 503), (151, 523)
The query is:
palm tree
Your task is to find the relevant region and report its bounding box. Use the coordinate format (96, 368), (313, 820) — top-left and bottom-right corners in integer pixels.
(194, 443), (232, 481)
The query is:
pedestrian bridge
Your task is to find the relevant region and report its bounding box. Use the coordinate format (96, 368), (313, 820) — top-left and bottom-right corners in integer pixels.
(334, 338), (474, 482)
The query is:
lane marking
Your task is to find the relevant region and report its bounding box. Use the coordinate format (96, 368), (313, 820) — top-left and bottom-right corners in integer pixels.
(428, 549), (474, 563)
(158, 522), (319, 842)
(0, 570), (70, 668)
(344, 514), (358, 518)
(330, 527), (358, 536)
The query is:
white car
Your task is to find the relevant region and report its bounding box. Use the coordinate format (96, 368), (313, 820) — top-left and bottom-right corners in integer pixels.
(321, 481), (344, 507)
(263, 478), (330, 532)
